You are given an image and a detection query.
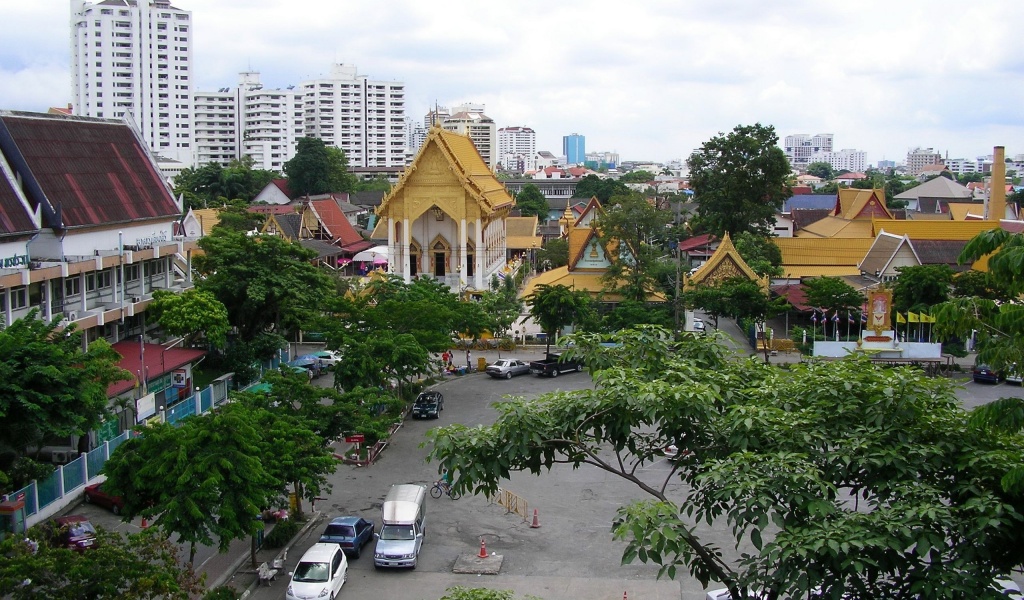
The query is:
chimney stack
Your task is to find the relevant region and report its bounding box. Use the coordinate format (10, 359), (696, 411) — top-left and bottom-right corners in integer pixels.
(989, 146), (1006, 221)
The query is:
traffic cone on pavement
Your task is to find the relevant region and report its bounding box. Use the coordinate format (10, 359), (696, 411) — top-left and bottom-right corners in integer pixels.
(141, 516), (148, 528)
(478, 538), (488, 559)
(530, 508), (541, 528)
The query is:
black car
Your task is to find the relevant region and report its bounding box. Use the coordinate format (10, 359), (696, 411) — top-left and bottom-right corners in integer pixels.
(973, 364), (1002, 384)
(411, 391), (444, 419)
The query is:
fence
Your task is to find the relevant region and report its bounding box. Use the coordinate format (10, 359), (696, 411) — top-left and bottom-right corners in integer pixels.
(491, 487), (530, 523)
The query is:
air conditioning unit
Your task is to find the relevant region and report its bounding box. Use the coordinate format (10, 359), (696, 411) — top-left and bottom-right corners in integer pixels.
(131, 296), (143, 303)
(66, 311), (79, 321)
(51, 450), (69, 464)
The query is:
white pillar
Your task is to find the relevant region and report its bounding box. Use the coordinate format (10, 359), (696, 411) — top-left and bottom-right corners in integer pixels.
(459, 218), (468, 287)
(387, 217), (395, 275)
(474, 217), (483, 289)
(402, 217), (411, 283)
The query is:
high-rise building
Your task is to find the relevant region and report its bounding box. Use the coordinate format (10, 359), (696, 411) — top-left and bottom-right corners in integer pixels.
(406, 118), (427, 154)
(905, 147), (943, 175)
(563, 133), (585, 165)
(442, 104), (497, 170)
(71, 0), (194, 164)
(498, 126), (536, 173)
(300, 63), (407, 168)
(783, 133), (833, 172)
(808, 148), (867, 173)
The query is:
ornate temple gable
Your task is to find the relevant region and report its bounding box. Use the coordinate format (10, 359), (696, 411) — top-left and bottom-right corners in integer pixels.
(834, 188), (893, 221)
(568, 226), (612, 271)
(574, 196), (603, 229)
(684, 231), (769, 292)
(376, 126), (513, 225)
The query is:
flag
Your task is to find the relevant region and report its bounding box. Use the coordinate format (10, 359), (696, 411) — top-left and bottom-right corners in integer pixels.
(811, 311), (818, 324)
(832, 311), (840, 323)
(908, 311), (920, 323)
(861, 311), (867, 323)
(897, 312), (907, 324)
(848, 312), (855, 324)
(922, 313), (935, 323)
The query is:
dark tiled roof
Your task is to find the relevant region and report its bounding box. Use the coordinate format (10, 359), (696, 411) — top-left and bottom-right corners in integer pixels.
(273, 213), (301, 240)
(350, 191), (384, 207)
(299, 239), (342, 258)
(783, 195), (836, 212)
(0, 169), (36, 238)
(0, 112), (179, 229)
(911, 239), (970, 270)
(791, 208), (832, 231)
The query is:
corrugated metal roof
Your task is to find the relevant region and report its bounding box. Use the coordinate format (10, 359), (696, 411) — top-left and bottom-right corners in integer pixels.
(859, 233), (905, 276)
(310, 199), (364, 249)
(0, 112), (180, 229)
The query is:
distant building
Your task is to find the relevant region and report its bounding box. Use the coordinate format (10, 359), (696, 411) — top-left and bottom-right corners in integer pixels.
(441, 105), (497, 170)
(906, 147), (943, 176)
(944, 157), (979, 176)
(498, 126), (537, 173)
(585, 151), (619, 170)
(784, 133), (834, 172)
(876, 159), (897, 170)
(809, 148), (866, 173)
(407, 118), (427, 154)
(563, 133), (586, 165)
(71, 0), (194, 164)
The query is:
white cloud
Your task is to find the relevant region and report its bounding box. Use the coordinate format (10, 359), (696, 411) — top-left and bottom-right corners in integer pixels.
(3, 0), (1024, 163)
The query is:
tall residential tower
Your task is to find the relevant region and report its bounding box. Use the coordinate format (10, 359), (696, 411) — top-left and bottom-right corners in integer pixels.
(71, 0), (194, 164)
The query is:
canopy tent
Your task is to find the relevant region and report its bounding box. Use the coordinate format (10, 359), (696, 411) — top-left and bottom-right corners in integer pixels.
(352, 245), (389, 264)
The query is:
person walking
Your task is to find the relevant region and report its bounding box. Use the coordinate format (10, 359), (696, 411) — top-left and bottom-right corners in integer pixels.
(466, 349), (472, 371)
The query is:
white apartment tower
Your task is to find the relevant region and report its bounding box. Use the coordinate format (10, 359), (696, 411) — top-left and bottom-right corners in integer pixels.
(71, 0), (194, 164)
(906, 147), (943, 175)
(783, 133), (834, 172)
(442, 104), (497, 170)
(498, 126), (536, 173)
(300, 63), (407, 168)
(809, 148), (867, 173)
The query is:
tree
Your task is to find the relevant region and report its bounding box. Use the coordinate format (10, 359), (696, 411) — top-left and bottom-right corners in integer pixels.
(732, 232), (782, 278)
(572, 174), (629, 202)
(0, 313), (129, 492)
(802, 276), (864, 316)
(805, 162), (835, 180)
(715, 278), (790, 362)
(427, 327), (1024, 599)
(890, 264), (954, 313)
(212, 203), (263, 233)
(514, 184), (550, 219)
(103, 403), (276, 565)
(596, 192), (672, 302)
(195, 229), (333, 342)
(526, 284), (594, 354)
(603, 300), (672, 331)
(619, 170), (656, 183)
(951, 269), (1014, 302)
(354, 173), (392, 193)
(147, 289), (231, 349)
(283, 137), (356, 196)
(173, 158), (278, 209)
(687, 124), (792, 237)
(0, 528), (204, 599)
(534, 238), (568, 270)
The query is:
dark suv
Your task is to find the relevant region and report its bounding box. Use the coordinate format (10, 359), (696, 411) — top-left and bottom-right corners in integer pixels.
(411, 391), (444, 419)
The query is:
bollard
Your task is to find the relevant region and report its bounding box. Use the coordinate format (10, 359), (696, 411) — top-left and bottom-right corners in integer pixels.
(478, 537), (488, 559)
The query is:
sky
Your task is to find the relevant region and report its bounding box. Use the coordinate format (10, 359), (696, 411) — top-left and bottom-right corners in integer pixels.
(2, 1), (1024, 166)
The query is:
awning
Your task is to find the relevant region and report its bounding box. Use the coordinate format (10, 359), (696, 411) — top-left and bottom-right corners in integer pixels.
(352, 245), (389, 263)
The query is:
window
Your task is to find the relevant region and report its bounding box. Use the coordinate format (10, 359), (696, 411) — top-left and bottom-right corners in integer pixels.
(125, 264), (140, 281)
(86, 271), (112, 291)
(10, 287), (27, 310)
(65, 278), (81, 297)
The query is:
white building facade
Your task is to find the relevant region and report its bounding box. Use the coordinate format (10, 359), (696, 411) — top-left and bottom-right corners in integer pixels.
(442, 105), (497, 170)
(783, 133), (834, 172)
(809, 148), (867, 173)
(498, 126), (536, 173)
(71, 0), (194, 164)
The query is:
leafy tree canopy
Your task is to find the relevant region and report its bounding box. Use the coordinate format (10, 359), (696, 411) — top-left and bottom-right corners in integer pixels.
(687, 124), (792, 237)
(802, 276), (864, 315)
(0, 528), (204, 599)
(514, 184), (550, 219)
(428, 326), (1024, 599)
(619, 170), (656, 183)
(535, 238), (568, 270)
(173, 157), (278, 210)
(0, 313), (128, 492)
(572, 174), (629, 202)
(732, 232), (782, 278)
(805, 161), (835, 180)
(283, 137), (357, 196)
(354, 174), (392, 193)
(147, 289), (230, 349)
(597, 192), (673, 302)
(890, 264), (954, 313)
(526, 284), (595, 354)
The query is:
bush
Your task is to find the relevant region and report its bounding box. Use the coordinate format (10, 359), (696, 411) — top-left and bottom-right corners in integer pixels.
(263, 518), (301, 549)
(204, 587), (240, 600)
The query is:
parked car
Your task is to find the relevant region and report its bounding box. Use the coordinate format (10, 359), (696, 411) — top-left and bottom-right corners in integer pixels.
(485, 358), (531, 379)
(973, 363), (1002, 384)
(411, 391), (444, 419)
(319, 516), (375, 558)
(286, 542), (348, 600)
(310, 350), (342, 366)
(529, 353), (584, 377)
(1006, 363), (1022, 385)
(50, 515), (98, 551)
(693, 318), (706, 335)
(83, 482), (125, 515)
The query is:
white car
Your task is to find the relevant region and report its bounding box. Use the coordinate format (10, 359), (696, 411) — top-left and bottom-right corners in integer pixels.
(311, 350), (342, 366)
(287, 543), (348, 600)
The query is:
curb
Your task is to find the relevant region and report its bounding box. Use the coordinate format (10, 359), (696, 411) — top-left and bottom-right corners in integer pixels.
(212, 510), (324, 596)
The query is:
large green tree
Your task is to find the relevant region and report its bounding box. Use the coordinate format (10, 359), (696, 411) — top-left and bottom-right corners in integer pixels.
(147, 289), (230, 349)
(687, 124), (792, 237)
(597, 192), (673, 302)
(802, 276), (864, 316)
(890, 264), (954, 313)
(428, 327), (1024, 599)
(173, 157), (278, 210)
(0, 313), (129, 492)
(805, 161), (835, 180)
(283, 137), (357, 196)
(0, 528), (204, 599)
(103, 402), (276, 565)
(514, 184), (550, 219)
(535, 238), (568, 270)
(526, 283), (594, 354)
(572, 174), (629, 202)
(732, 232), (783, 278)
(195, 229), (333, 342)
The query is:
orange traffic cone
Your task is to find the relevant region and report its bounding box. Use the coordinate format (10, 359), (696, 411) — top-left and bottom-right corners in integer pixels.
(623, 593), (628, 600)
(477, 538), (488, 559)
(141, 517), (149, 528)
(530, 508), (541, 528)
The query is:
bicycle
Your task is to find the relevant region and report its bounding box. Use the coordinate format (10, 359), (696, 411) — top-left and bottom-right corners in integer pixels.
(430, 480), (461, 500)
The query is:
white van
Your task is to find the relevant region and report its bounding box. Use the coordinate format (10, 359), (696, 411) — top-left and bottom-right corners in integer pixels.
(373, 483), (427, 569)
(286, 543), (347, 600)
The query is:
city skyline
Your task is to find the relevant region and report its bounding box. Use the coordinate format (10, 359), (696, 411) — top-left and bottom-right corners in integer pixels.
(2, 1), (1023, 165)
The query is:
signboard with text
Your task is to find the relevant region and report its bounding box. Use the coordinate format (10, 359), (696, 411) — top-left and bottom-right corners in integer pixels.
(344, 434), (365, 444)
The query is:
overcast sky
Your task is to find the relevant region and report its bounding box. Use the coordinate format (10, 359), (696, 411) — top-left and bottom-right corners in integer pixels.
(2, 1), (1023, 165)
